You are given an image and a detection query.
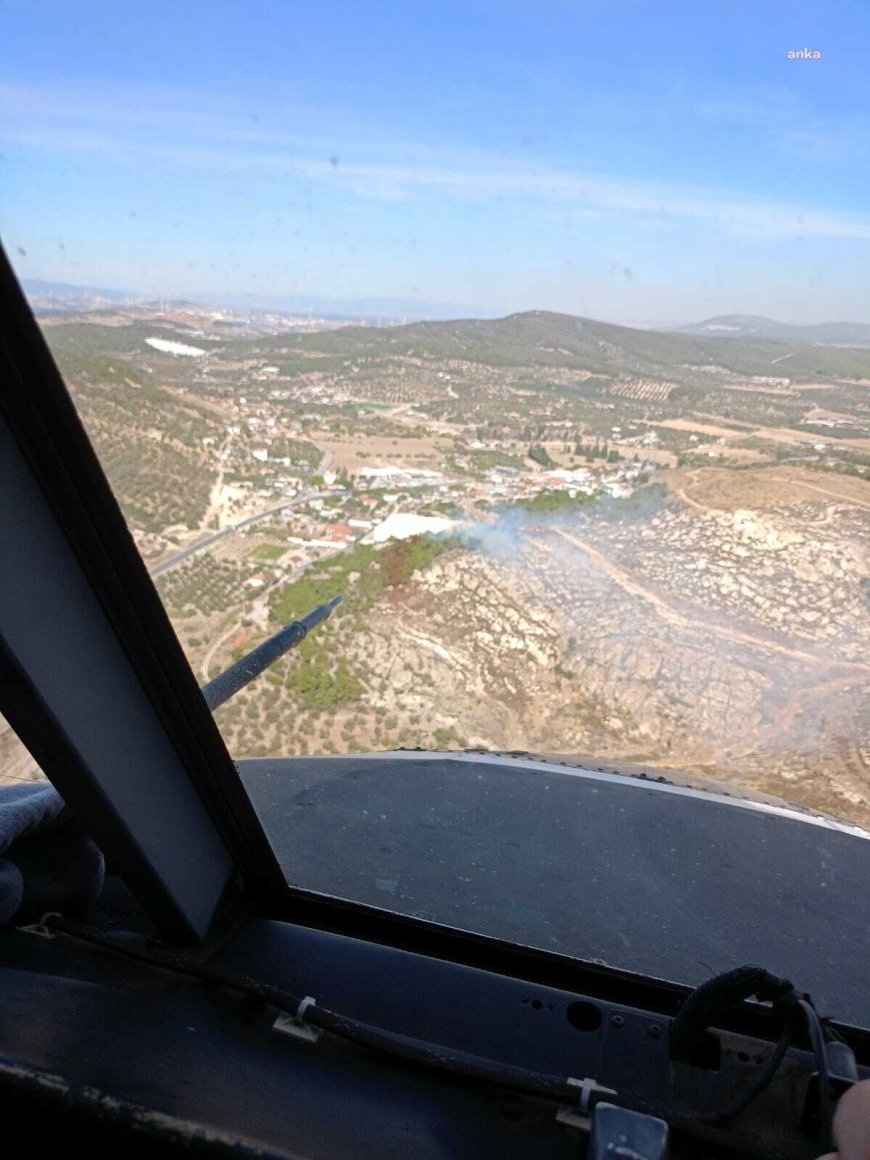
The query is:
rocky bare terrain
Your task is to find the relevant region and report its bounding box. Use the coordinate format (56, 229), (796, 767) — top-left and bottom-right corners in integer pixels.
(205, 469), (870, 826)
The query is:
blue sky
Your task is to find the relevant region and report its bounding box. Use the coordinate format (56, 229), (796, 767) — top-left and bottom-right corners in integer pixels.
(3, 0), (869, 323)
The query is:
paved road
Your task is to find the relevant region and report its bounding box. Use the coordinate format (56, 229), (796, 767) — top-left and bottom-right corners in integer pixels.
(148, 490), (317, 578)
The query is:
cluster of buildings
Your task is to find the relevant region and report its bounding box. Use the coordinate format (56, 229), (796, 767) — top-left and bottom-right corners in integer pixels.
(224, 449), (661, 599)
(478, 460), (652, 504)
(353, 466), (446, 490)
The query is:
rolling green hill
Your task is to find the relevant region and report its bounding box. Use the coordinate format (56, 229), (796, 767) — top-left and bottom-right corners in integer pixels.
(678, 314), (870, 345)
(44, 309), (870, 382)
(50, 347), (220, 535)
(41, 321), (191, 356)
(257, 310), (870, 381)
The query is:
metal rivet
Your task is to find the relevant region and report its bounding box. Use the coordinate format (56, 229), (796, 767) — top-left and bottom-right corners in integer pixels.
(610, 1015), (624, 1028)
(648, 1024), (663, 1039)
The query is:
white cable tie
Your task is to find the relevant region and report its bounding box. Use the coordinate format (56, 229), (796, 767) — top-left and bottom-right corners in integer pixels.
(15, 911), (62, 940)
(556, 1077), (617, 1132)
(273, 995), (321, 1044)
(295, 995), (317, 1025)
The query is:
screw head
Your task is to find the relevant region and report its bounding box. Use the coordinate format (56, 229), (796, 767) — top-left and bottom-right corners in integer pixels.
(610, 1014), (625, 1028)
(648, 1024), (663, 1039)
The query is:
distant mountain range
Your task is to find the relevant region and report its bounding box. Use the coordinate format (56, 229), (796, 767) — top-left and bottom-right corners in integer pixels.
(39, 303), (870, 381)
(675, 314), (870, 346)
(202, 290), (498, 321)
(19, 280), (870, 347)
(272, 309), (870, 381)
(20, 278), (492, 323)
(23, 279), (135, 304)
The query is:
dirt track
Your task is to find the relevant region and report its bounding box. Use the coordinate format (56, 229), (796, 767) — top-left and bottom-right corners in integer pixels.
(764, 475), (870, 511)
(551, 527), (869, 676)
(668, 466), (870, 513)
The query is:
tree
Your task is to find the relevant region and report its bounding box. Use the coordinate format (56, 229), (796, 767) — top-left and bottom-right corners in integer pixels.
(528, 444), (554, 468)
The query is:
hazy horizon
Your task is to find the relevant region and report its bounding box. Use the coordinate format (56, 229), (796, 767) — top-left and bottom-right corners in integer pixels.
(21, 275), (870, 333)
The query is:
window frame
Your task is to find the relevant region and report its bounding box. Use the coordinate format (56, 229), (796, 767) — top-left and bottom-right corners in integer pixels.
(0, 243), (287, 941)
(4, 245), (869, 1038)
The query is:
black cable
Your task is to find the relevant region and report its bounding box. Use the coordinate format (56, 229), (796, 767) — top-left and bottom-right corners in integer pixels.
(669, 965), (844, 1151)
(42, 916), (582, 1105)
(36, 919), (834, 1158)
(669, 966), (796, 1064)
(669, 964), (807, 1127)
(798, 998), (832, 1154)
(697, 1003), (801, 1126)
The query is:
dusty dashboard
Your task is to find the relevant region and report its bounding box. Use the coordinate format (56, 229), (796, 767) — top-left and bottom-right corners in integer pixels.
(0, 905), (865, 1159)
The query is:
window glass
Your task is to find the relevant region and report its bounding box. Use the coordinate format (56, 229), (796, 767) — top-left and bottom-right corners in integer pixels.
(3, 0), (869, 841)
(0, 715), (46, 787)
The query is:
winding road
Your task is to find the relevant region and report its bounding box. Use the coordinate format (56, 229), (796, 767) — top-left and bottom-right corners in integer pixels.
(148, 489), (319, 578)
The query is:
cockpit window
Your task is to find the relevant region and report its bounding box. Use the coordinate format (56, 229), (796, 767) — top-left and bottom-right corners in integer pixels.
(3, 1), (869, 836)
